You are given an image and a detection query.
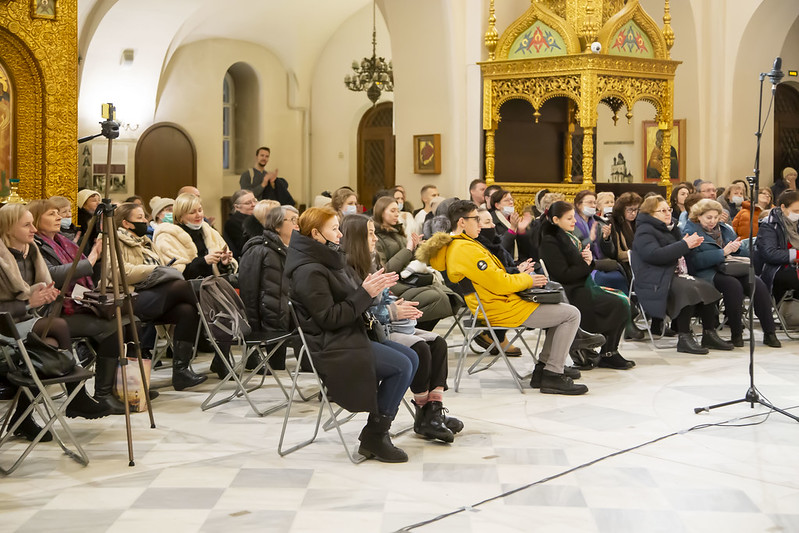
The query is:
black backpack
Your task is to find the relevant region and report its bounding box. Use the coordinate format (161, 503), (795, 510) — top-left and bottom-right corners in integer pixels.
(197, 276), (251, 342)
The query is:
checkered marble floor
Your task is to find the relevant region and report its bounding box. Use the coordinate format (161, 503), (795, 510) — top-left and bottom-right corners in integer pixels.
(2, 321), (799, 533)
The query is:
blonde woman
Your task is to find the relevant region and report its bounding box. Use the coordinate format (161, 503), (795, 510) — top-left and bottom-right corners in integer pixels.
(153, 193), (237, 279)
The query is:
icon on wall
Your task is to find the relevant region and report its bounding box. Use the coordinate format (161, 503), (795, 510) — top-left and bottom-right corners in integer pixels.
(32, 0), (57, 20)
(413, 134), (441, 175)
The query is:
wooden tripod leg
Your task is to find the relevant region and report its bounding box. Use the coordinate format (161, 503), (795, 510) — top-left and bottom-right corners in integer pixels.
(104, 215), (136, 467)
(108, 217), (156, 429)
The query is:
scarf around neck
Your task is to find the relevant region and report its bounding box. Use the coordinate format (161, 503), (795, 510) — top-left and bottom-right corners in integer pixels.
(781, 212), (799, 250)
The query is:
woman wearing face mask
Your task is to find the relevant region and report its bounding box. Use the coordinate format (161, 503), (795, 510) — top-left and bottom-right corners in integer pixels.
(683, 199), (779, 347)
(539, 201), (635, 369)
(223, 190), (257, 259)
(331, 187), (359, 221)
(115, 202), (207, 391)
(286, 207), (418, 462)
(632, 196), (732, 354)
(392, 186), (418, 238)
(149, 196), (174, 228)
(29, 199), (132, 414)
(373, 196), (456, 331)
(48, 195), (80, 242)
(756, 190), (799, 304)
(717, 182), (747, 221)
(596, 192), (615, 221)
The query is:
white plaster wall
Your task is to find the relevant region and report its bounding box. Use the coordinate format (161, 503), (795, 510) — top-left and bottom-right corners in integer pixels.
(310, 4), (392, 197)
(155, 38), (303, 223)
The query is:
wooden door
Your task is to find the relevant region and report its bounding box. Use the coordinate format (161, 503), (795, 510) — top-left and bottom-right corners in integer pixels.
(357, 102), (395, 209)
(135, 123), (196, 207)
(775, 84), (799, 181)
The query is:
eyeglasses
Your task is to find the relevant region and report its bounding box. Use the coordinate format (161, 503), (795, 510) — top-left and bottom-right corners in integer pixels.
(625, 207), (639, 214)
(462, 216), (479, 222)
(655, 208), (673, 214)
(288, 217), (299, 223)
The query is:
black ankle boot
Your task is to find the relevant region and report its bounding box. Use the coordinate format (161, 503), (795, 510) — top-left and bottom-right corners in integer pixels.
(412, 401), (454, 443)
(10, 397), (52, 442)
(531, 362), (581, 388)
(763, 331), (782, 348)
(677, 332), (708, 354)
(65, 388), (112, 419)
(730, 330), (744, 348)
(93, 357), (126, 415)
(571, 329), (605, 351)
(539, 370), (588, 395)
(598, 351), (635, 370)
(702, 329), (734, 351)
(210, 351), (235, 380)
(358, 413), (408, 463)
(172, 340), (207, 391)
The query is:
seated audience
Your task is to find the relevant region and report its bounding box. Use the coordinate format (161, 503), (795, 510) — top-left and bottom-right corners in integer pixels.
(755, 190), (799, 303)
(683, 199), (779, 347)
(670, 183), (691, 216)
(340, 214), (462, 443)
(596, 192), (615, 219)
(76, 189), (102, 248)
(418, 200), (588, 395)
(678, 192), (704, 230)
(223, 189), (257, 259)
(413, 185), (440, 227)
(48, 195), (79, 242)
(392, 186), (418, 238)
(149, 196), (175, 232)
(373, 196), (456, 330)
(717, 181), (747, 221)
(539, 201), (635, 369)
(469, 179), (487, 207)
(125, 195), (144, 207)
(488, 189), (534, 259)
(238, 206), (300, 371)
(28, 200), (132, 414)
(242, 199), (282, 242)
(631, 195), (732, 354)
(732, 187), (772, 239)
(285, 206), (418, 463)
(771, 166), (797, 200)
(331, 187), (359, 220)
(608, 192), (642, 280)
(484, 184), (501, 210)
(115, 203), (207, 390)
(0, 204), (109, 442)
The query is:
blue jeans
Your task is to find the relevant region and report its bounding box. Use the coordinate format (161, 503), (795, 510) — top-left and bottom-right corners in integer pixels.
(371, 341), (418, 417)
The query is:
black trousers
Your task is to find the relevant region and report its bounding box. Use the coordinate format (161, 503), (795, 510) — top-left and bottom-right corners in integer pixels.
(409, 336), (448, 394)
(713, 273), (775, 335)
(674, 303), (718, 333)
(773, 266), (799, 302)
(133, 280), (199, 343)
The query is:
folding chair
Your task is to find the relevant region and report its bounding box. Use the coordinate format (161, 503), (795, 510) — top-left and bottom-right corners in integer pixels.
(439, 293), (471, 350)
(772, 289), (799, 340)
(278, 301), (368, 464)
(0, 313), (92, 475)
(453, 290), (540, 393)
(628, 251), (677, 350)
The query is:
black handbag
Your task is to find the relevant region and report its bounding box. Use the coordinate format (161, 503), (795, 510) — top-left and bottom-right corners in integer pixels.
(79, 290), (138, 320)
(402, 272), (434, 287)
(517, 288), (562, 304)
(134, 265), (184, 290)
(14, 332), (76, 378)
(717, 256), (750, 277)
(363, 312), (389, 343)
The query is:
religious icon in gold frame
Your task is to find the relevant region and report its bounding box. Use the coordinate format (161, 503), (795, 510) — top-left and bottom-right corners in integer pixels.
(32, 0), (57, 20)
(642, 119), (685, 182)
(413, 134), (441, 175)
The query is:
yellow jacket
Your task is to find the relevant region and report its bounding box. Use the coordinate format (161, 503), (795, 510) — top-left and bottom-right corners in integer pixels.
(418, 232), (537, 327)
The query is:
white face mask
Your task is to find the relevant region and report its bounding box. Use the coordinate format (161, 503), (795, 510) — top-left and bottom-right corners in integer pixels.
(502, 206), (514, 216)
(396, 201), (404, 211)
(787, 211), (799, 223)
(731, 196), (744, 206)
(582, 207), (596, 217)
(603, 207), (613, 216)
(184, 221), (203, 230)
(343, 205), (357, 215)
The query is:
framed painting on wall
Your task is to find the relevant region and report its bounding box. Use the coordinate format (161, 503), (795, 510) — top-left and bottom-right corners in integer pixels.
(642, 119), (685, 182)
(413, 134), (441, 174)
(32, 0), (57, 19)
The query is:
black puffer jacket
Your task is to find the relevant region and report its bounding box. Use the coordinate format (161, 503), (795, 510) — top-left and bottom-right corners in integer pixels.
(238, 230), (290, 333)
(223, 211), (248, 259)
(285, 232), (377, 413)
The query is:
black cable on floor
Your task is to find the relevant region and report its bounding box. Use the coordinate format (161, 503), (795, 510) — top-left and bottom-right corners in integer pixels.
(395, 405), (797, 532)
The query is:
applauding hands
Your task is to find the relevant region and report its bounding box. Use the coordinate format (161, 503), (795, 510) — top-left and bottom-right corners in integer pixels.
(362, 268), (399, 297)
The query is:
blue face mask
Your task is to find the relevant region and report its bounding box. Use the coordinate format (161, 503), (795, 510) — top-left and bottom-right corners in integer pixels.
(162, 212), (173, 224)
(60, 218), (72, 230)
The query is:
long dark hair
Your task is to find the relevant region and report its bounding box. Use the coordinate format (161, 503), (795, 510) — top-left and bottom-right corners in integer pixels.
(339, 214), (377, 281)
(670, 183), (691, 213)
(611, 192), (642, 245)
(538, 200), (574, 241)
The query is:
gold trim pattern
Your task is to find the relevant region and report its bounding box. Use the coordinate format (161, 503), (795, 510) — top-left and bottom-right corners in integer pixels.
(494, 2), (581, 58)
(0, 0), (77, 202)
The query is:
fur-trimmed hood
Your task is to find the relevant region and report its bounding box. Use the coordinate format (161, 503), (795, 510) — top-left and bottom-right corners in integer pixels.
(415, 232), (453, 270)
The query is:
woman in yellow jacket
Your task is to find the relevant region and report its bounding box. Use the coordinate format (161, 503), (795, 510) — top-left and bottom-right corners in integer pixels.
(417, 199), (587, 395)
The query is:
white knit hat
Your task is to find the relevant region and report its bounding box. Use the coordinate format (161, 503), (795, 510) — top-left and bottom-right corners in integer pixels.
(149, 196), (175, 219)
(76, 189), (100, 209)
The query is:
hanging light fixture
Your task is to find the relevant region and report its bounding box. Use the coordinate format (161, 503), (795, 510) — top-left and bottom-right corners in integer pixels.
(344, 0), (394, 105)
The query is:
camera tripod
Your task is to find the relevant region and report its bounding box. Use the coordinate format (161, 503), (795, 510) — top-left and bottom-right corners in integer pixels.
(43, 103), (156, 466)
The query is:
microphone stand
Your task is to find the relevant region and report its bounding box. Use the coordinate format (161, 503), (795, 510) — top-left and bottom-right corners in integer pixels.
(694, 71), (799, 423)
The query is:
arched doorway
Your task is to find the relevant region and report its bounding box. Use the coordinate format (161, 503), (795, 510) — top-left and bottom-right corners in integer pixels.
(774, 83), (799, 179)
(357, 102), (395, 209)
(135, 123), (196, 208)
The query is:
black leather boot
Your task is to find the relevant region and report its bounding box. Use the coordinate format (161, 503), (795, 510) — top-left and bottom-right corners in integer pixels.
(358, 413), (408, 463)
(93, 357), (126, 415)
(598, 351), (635, 370)
(209, 346), (235, 380)
(701, 329), (734, 351)
(730, 326), (745, 348)
(677, 332), (708, 354)
(65, 386), (112, 419)
(539, 370), (588, 395)
(412, 401), (454, 443)
(10, 396), (52, 442)
(172, 340), (207, 391)
(763, 331), (782, 348)
(531, 362), (581, 388)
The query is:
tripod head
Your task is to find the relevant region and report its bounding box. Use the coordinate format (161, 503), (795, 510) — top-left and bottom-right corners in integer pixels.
(77, 102), (121, 144)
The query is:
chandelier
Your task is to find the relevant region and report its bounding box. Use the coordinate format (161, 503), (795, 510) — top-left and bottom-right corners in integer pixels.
(344, 0), (394, 105)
